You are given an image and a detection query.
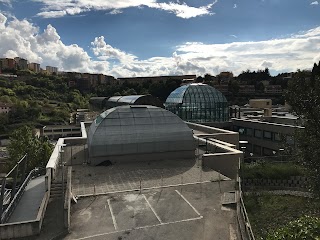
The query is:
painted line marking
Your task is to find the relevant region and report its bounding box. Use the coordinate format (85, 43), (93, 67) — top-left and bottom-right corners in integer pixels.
(71, 216), (203, 240)
(107, 199), (118, 231)
(143, 194), (162, 224)
(175, 190), (201, 216)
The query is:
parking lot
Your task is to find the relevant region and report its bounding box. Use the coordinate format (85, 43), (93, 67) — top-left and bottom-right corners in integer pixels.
(65, 181), (239, 240)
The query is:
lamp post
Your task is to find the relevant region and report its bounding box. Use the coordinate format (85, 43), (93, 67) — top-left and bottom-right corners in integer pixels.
(279, 148), (285, 162)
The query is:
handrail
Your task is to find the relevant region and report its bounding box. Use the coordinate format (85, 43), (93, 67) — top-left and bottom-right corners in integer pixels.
(237, 177), (256, 240)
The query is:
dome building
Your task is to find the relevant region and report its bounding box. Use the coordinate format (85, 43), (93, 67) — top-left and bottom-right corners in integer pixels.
(87, 105), (195, 165)
(164, 83), (229, 123)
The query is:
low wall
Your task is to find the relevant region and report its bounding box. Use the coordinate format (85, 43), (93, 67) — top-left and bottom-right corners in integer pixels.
(241, 176), (309, 191)
(186, 122), (239, 148)
(202, 153), (240, 179)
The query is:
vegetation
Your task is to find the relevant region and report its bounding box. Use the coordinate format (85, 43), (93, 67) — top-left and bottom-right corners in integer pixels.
(286, 61), (320, 196)
(244, 194), (320, 239)
(7, 126), (53, 172)
(240, 162), (306, 180)
(265, 215), (320, 240)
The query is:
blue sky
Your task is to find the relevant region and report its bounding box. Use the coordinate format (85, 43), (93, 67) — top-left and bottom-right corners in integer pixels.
(0, 0), (320, 77)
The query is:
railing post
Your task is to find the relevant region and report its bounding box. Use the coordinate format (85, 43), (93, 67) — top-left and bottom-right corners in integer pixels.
(0, 177), (6, 222)
(10, 166), (19, 201)
(21, 154), (28, 183)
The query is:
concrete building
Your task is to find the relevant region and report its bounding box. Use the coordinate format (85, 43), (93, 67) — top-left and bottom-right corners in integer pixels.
(0, 58), (16, 70)
(0, 103), (12, 114)
(45, 66), (58, 74)
(217, 71), (233, 83)
(28, 62), (41, 73)
(41, 125), (81, 140)
(249, 99), (272, 109)
(118, 75), (196, 85)
(265, 85), (283, 94)
(214, 84), (229, 94)
(14, 57), (28, 70)
(239, 85), (255, 94)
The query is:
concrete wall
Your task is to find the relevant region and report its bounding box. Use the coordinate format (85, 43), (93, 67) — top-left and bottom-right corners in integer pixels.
(186, 122), (239, 149)
(64, 167), (72, 231)
(202, 153), (240, 179)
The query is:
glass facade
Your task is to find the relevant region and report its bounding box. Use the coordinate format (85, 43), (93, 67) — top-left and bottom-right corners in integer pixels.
(164, 83), (229, 123)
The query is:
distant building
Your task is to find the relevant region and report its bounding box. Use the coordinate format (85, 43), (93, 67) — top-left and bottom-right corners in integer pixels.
(249, 99), (272, 109)
(0, 58), (16, 70)
(0, 102), (12, 114)
(265, 85), (282, 94)
(28, 62), (41, 73)
(239, 85), (255, 94)
(14, 57), (28, 70)
(46, 66), (58, 74)
(217, 72), (233, 83)
(214, 85), (229, 94)
(118, 75), (196, 85)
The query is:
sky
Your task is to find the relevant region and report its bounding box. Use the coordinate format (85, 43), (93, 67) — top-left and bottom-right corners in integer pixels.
(0, 0), (320, 77)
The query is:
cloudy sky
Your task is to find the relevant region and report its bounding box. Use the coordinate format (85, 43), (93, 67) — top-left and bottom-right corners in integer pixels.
(0, 0), (320, 77)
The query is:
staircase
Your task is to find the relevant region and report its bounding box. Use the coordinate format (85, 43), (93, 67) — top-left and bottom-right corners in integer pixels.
(50, 181), (66, 200)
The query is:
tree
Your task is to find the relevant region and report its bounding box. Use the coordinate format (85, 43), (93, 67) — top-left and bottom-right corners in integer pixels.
(7, 126), (53, 171)
(286, 67), (320, 196)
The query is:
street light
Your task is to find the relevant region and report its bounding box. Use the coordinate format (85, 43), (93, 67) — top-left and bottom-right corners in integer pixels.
(279, 148), (285, 162)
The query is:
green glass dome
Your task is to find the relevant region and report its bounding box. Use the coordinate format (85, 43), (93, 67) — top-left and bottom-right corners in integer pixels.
(164, 83), (229, 123)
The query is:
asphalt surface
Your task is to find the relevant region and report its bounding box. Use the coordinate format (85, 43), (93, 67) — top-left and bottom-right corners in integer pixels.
(65, 181), (239, 240)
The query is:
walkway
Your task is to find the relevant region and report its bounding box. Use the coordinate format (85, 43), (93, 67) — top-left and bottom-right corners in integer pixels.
(7, 176), (46, 223)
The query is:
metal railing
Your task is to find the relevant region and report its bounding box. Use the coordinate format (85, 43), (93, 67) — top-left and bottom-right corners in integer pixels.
(1, 169), (36, 223)
(237, 177), (256, 240)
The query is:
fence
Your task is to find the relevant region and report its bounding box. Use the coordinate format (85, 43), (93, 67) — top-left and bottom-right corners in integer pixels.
(0, 168), (51, 239)
(237, 178), (256, 240)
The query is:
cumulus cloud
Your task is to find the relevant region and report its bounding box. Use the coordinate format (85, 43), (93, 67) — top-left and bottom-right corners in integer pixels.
(1, 13), (320, 77)
(0, 13), (109, 73)
(32, 0), (217, 19)
(233, 4), (237, 8)
(311, 1), (319, 5)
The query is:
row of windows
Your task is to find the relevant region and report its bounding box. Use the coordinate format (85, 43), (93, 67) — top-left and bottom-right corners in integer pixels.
(245, 144), (285, 156)
(236, 126), (294, 145)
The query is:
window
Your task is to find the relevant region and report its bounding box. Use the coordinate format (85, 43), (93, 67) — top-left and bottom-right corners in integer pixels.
(286, 135), (294, 145)
(274, 133), (281, 142)
(263, 131), (272, 140)
(263, 147), (274, 156)
(254, 129), (262, 138)
(246, 128), (253, 136)
(253, 145), (261, 155)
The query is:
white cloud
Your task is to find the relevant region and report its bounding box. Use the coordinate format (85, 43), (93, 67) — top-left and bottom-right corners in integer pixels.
(233, 4), (237, 8)
(0, 13), (109, 73)
(1, 13), (320, 77)
(230, 34), (237, 38)
(311, 1), (319, 5)
(32, 0), (217, 19)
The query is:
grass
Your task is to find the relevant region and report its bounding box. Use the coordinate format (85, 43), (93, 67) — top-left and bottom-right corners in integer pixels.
(240, 162), (306, 179)
(244, 194), (320, 239)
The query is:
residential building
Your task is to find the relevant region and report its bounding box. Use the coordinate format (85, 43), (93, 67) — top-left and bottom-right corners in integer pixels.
(239, 85), (255, 94)
(28, 62), (41, 73)
(249, 99), (272, 109)
(45, 66), (58, 74)
(213, 84), (229, 94)
(14, 57), (28, 70)
(118, 75), (196, 84)
(0, 58), (16, 70)
(0, 103), (12, 114)
(265, 85), (282, 94)
(217, 71), (233, 83)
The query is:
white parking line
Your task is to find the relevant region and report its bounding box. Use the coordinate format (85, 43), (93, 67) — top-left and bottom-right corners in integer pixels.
(143, 194), (163, 224)
(71, 216), (203, 240)
(107, 199), (118, 231)
(175, 190), (201, 216)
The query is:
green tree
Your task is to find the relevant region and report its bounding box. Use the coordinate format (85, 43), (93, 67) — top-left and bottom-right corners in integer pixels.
(7, 126), (53, 171)
(286, 68), (320, 196)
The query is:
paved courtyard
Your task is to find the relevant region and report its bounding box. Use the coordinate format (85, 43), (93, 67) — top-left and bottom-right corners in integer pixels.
(71, 158), (229, 197)
(66, 181), (239, 240)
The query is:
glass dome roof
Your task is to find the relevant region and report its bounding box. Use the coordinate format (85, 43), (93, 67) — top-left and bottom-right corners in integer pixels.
(164, 83), (229, 123)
